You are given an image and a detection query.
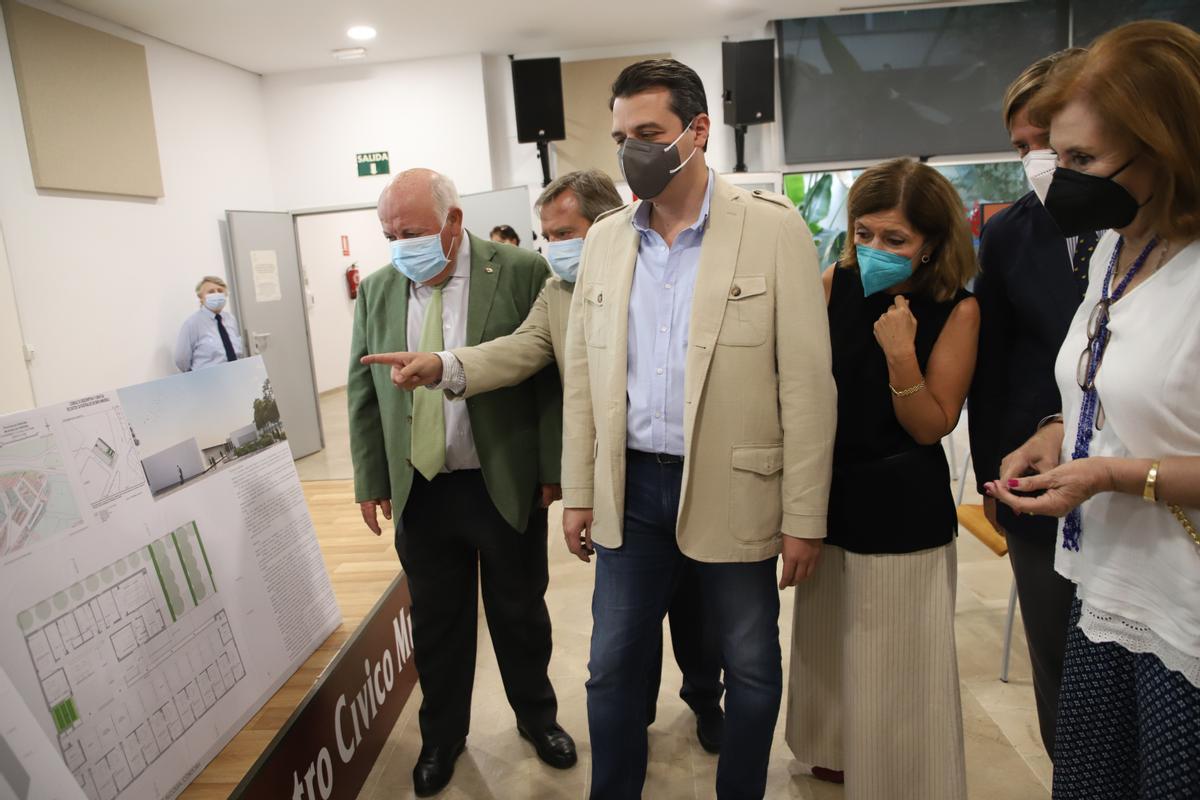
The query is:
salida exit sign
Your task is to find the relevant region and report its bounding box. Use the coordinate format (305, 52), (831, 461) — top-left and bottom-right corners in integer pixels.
(357, 152), (389, 177)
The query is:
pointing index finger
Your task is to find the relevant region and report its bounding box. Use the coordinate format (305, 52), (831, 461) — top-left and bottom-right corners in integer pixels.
(361, 352), (412, 367)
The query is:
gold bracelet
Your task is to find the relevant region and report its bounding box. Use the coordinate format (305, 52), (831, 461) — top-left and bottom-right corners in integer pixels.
(889, 380), (925, 398)
(1143, 460), (1161, 503)
(1145, 459), (1199, 546)
(1169, 505), (1200, 548)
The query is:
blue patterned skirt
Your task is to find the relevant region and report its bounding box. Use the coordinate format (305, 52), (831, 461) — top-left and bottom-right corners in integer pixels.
(1053, 599), (1200, 799)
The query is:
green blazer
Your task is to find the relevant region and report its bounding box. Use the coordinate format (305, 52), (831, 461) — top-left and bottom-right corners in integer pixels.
(347, 233), (561, 533)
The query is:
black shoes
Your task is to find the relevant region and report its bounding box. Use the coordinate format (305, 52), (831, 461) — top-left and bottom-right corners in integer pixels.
(695, 708), (724, 754)
(517, 722), (578, 769)
(413, 739), (465, 797)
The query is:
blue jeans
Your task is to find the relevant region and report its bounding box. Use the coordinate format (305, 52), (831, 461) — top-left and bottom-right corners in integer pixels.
(587, 453), (782, 800)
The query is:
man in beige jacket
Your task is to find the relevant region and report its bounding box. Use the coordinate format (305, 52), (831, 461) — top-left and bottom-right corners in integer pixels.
(562, 60), (836, 799)
(366, 169), (727, 753)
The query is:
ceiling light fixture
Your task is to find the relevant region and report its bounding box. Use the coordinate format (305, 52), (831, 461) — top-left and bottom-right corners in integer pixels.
(332, 47), (368, 60)
(347, 25), (377, 41)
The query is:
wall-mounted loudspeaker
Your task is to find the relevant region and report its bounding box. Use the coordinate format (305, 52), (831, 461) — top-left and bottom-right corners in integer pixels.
(511, 57), (566, 144)
(722, 39), (776, 127)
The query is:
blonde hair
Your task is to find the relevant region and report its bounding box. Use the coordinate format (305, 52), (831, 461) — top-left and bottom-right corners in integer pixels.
(195, 275), (226, 294)
(839, 159), (976, 302)
(1001, 48), (1087, 130)
(1028, 20), (1200, 240)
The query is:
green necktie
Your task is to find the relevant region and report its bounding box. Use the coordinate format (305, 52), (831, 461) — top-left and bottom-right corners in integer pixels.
(410, 286), (446, 480)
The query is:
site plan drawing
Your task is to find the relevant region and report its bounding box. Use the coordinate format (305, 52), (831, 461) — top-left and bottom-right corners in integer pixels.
(0, 419), (84, 559)
(60, 398), (146, 510)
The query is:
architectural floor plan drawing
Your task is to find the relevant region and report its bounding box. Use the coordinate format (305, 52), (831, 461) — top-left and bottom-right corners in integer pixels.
(0, 420), (84, 559)
(14, 523), (243, 800)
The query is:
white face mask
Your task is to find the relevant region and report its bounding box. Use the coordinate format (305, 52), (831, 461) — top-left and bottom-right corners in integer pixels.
(1022, 149), (1057, 206)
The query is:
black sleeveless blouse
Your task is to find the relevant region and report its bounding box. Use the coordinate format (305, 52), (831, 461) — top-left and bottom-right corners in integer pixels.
(826, 265), (972, 554)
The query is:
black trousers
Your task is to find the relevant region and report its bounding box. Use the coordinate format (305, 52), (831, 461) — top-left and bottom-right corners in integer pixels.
(396, 470), (557, 745)
(1002, 508), (1076, 758)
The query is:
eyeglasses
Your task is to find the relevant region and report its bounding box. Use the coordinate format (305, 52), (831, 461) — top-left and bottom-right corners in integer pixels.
(1076, 299), (1111, 430)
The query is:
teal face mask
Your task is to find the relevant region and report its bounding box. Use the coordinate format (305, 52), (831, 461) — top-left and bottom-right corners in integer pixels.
(391, 221), (452, 283)
(856, 244), (914, 296)
(545, 237), (584, 283)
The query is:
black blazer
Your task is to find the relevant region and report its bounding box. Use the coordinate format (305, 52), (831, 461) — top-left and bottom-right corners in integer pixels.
(968, 191), (1088, 540)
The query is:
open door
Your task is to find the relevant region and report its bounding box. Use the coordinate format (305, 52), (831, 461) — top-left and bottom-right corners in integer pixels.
(224, 211), (324, 459)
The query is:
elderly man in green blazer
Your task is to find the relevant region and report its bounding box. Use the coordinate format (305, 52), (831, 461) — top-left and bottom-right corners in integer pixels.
(347, 168), (575, 797)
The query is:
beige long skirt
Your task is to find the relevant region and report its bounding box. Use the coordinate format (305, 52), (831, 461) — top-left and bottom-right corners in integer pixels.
(785, 542), (967, 800)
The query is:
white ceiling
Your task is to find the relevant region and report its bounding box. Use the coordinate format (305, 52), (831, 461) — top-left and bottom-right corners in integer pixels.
(56, 0), (989, 75)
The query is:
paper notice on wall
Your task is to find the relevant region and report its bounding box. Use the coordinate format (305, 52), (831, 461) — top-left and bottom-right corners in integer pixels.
(249, 250), (281, 303)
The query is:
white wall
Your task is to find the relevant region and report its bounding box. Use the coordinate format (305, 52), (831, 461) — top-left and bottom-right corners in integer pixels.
(485, 29), (783, 195)
(0, 1), (276, 406)
(262, 54), (495, 211)
(0, 5), (787, 411)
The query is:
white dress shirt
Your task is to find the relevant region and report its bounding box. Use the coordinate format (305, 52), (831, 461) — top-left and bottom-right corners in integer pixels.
(407, 233), (480, 471)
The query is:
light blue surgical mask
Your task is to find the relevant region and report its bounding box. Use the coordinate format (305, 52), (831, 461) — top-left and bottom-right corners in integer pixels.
(855, 245), (914, 296)
(203, 292), (227, 312)
(545, 237), (584, 283)
(391, 222), (453, 283)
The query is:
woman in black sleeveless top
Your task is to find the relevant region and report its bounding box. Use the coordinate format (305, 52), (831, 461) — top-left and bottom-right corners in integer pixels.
(786, 159), (979, 800)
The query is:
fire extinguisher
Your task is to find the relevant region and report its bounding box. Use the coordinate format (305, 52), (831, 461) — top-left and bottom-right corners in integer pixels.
(345, 263), (361, 299)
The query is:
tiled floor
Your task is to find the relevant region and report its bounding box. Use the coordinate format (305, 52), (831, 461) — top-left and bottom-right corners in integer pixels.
(305, 389), (1052, 799)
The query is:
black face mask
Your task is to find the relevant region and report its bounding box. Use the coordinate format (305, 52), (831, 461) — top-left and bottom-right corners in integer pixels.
(618, 119), (697, 200)
(1043, 157), (1144, 237)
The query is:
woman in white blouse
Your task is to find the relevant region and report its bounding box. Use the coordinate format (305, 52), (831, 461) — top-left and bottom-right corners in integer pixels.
(987, 20), (1199, 799)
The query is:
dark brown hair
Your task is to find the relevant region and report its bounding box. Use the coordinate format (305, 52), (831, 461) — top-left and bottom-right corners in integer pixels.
(609, 58), (707, 127)
(839, 159), (976, 302)
(490, 225), (520, 246)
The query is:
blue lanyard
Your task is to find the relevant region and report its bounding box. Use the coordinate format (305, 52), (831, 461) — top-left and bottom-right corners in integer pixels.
(1062, 235), (1159, 551)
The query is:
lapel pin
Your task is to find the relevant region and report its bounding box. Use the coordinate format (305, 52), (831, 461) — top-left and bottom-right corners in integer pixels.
(485, 266), (494, 273)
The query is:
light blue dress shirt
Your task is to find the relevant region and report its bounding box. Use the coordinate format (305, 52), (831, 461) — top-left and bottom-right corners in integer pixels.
(174, 307), (244, 372)
(626, 170), (714, 456)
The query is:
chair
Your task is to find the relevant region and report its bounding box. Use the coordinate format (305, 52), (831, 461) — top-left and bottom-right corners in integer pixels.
(947, 439), (1019, 683)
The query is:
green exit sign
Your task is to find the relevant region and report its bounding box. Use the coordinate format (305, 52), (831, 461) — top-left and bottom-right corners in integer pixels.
(357, 151), (390, 177)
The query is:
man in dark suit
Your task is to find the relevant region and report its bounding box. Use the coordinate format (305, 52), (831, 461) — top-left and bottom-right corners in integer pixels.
(968, 49), (1091, 758)
(348, 168), (575, 796)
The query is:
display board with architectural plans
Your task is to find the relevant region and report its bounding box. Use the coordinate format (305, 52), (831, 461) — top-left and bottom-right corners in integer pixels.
(0, 357), (341, 800)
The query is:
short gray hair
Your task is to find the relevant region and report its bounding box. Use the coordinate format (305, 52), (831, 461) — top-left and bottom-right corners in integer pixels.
(429, 171), (461, 220)
(195, 275), (226, 294)
(536, 170), (623, 224)
(382, 169), (462, 221)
